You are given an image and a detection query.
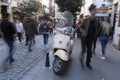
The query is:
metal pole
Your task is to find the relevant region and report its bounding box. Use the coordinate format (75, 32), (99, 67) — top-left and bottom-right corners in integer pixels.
(45, 52), (50, 67)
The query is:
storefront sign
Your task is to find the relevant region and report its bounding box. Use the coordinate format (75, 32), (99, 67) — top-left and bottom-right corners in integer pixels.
(96, 8), (109, 13)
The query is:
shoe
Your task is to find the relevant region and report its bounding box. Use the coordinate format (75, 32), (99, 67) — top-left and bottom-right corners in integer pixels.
(29, 48), (32, 52)
(86, 64), (92, 70)
(25, 43), (28, 45)
(9, 58), (15, 63)
(100, 56), (106, 60)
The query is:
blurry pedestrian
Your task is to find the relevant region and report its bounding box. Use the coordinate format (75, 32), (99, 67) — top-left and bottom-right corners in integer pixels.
(15, 19), (24, 43)
(92, 20), (102, 54)
(76, 20), (81, 38)
(0, 13), (16, 67)
(23, 15), (37, 51)
(76, 14), (83, 38)
(80, 4), (100, 69)
(99, 18), (112, 60)
(49, 22), (54, 34)
(39, 19), (50, 49)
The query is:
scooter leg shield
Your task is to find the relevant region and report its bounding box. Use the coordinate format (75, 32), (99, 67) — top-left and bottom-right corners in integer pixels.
(54, 50), (69, 61)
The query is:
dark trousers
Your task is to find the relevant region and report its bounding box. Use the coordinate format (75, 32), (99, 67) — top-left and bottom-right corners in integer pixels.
(26, 34), (34, 50)
(28, 36), (34, 50)
(92, 37), (97, 53)
(4, 39), (14, 63)
(26, 34), (29, 44)
(81, 37), (93, 65)
(17, 32), (22, 42)
(43, 34), (49, 45)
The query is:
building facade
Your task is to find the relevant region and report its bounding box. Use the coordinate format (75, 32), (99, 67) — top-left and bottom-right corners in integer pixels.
(80, 0), (93, 17)
(0, 0), (18, 21)
(0, 0), (9, 20)
(112, 0), (120, 49)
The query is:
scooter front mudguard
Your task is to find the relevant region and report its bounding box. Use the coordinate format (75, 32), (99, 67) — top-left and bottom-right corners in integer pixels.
(54, 50), (69, 61)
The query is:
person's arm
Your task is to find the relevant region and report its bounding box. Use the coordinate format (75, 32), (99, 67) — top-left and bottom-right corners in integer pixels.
(80, 19), (85, 35)
(20, 23), (24, 33)
(39, 23), (43, 32)
(10, 22), (16, 34)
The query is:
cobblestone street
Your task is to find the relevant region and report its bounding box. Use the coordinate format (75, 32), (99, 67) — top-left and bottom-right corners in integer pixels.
(0, 35), (53, 80)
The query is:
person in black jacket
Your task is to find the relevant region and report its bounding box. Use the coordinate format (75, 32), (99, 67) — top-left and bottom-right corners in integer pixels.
(23, 15), (37, 51)
(0, 13), (16, 65)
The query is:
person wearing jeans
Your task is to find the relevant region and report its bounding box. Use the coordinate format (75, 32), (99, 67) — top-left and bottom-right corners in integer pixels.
(0, 13), (16, 72)
(43, 34), (49, 45)
(39, 20), (50, 49)
(99, 35), (109, 59)
(99, 18), (111, 60)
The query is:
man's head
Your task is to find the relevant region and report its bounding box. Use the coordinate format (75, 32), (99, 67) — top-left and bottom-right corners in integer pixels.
(89, 4), (97, 17)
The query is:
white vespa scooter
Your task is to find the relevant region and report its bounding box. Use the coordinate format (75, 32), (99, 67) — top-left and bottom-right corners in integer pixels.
(53, 11), (73, 74)
(52, 11), (74, 74)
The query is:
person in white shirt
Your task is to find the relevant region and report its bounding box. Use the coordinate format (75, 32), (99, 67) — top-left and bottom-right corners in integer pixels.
(15, 19), (24, 42)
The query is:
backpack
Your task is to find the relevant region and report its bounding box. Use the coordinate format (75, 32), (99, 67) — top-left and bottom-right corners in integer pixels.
(42, 23), (49, 32)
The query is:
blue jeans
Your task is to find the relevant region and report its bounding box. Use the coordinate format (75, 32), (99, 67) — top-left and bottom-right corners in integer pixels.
(4, 40), (14, 64)
(99, 35), (109, 55)
(43, 34), (49, 45)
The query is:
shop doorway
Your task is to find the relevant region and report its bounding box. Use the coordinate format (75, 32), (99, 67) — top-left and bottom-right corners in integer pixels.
(1, 5), (7, 16)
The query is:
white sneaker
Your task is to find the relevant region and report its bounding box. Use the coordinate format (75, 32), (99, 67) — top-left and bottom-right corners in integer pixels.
(100, 56), (106, 60)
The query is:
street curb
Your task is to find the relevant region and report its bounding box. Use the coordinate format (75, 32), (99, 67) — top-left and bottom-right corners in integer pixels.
(13, 48), (52, 80)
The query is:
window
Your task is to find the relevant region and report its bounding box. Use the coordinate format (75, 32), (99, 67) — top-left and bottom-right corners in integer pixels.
(1, 0), (8, 3)
(102, 4), (106, 7)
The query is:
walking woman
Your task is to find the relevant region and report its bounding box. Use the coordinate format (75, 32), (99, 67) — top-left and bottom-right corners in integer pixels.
(15, 19), (24, 43)
(99, 18), (112, 60)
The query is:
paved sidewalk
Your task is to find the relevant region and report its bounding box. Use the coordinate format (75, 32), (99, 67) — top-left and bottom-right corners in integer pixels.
(0, 35), (53, 80)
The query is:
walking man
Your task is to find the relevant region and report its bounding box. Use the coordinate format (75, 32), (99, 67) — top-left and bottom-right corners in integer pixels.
(23, 15), (37, 51)
(0, 13), (16, 69)
(80, 4), (100, 69)
(39, 19), (50, 49)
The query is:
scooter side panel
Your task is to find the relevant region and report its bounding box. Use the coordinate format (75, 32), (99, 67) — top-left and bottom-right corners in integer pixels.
(54, 50), (69, 61)
(53, 34), (70, 50)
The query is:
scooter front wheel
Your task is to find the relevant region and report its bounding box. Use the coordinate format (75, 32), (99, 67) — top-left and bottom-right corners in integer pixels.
(53, 57), (67, 74)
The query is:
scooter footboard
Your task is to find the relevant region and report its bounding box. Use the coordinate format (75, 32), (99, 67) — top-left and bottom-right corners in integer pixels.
(54, 50), (69, 61)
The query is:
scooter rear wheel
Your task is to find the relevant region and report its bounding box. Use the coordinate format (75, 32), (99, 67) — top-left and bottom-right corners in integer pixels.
(53, 57), (66, 74)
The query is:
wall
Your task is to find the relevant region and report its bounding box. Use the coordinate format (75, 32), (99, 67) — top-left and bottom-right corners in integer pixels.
(55, 4), (63, 19)
(81, 0), (93, 16)
(113, 0), (120, 46)
(93, 0), (112, 8)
